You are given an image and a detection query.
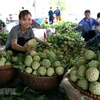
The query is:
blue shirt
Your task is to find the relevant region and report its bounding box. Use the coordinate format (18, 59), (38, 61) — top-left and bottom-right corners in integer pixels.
(77, 18), (99, 36)
(54, 9), (61, 16)
(48, 10), (53, 16)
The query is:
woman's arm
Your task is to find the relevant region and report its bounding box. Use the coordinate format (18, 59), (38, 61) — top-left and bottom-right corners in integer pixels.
(12, 38), (37, 51)
(34, 36), (51, 46)
(11, 39), (26, 51)
(34, 36), (47, 45)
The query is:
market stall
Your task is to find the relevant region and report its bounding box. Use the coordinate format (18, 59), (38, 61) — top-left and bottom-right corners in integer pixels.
(0, 21), (99, 100)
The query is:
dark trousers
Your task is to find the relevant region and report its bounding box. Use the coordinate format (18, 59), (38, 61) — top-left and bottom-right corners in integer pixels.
(6, 37), (32, 54)
(83, 30), (96, 42)
(49, 16), (53, 24)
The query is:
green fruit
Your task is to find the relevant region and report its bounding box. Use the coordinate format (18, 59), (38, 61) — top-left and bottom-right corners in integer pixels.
(25, 67), (32, 74)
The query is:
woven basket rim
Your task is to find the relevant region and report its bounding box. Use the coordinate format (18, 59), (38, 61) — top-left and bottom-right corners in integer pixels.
(18, 70), (63, 90)
(18, 70), (60, 79)
(67, 74), (100, 100)
(0, 64), (15, 70)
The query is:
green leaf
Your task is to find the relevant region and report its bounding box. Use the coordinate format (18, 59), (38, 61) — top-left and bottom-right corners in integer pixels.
(17, 53), (25, 64)
(37, 94), (45, 100)
(6, 52), (12, 62)
(25, 51), (30, 56)
(14, 65), (25, 72)
(11, 85), (25, 96)
(23, 93), (35, 100)
(23, 87), (35, 94)
(70, 58), (75, 66)
(15, 85), (25, 93)
(48, 51), (57, 64)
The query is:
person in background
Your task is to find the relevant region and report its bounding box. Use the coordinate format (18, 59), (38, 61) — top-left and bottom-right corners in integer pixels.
(44, 17), (48, 24)
(86, 13), (100, 46)
(19, 7), (25, 13)
(54, 7), (61, 22)
(5, 10), (51, 54)
(31, 19), (42, 28)
(76, 10), (100, 42)
(94, 12), (100, 33)
(22, 7), (24, 10)
(48, 7), (54, 24)
(6, 18), (9, 24)
(97, 12), (100, 21)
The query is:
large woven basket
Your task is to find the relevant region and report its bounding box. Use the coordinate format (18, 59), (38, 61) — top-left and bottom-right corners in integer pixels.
(18, 70), (63, 91)
(0, 65), (17, 83)
(67, 75), (100, 100)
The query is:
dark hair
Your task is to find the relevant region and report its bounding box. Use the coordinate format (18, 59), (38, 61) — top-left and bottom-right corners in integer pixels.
(19, 10), (32, 20)
(84, 10), (91, 14)
(97, 12), (100, 18)
(22, 7), (24, 9)
(50, 7), (52, 9)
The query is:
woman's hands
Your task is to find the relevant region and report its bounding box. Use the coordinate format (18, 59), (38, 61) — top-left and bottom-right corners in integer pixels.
(45, 42), (52, 47)
(34, 36), (52, 47)
(23, 42), (36, 51)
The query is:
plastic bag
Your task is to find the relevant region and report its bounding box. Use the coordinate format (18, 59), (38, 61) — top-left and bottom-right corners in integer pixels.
(61, 77), (93, 100)
(46, 28), (55, 37)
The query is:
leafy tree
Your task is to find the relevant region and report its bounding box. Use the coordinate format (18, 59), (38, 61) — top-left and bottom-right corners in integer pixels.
(0, 19), (6, 27)
(48, 0), (67, 12)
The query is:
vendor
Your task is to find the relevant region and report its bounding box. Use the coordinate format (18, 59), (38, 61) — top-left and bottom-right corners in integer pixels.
(75, 10), (100, 42)
(44, 17), (48, 24)
(5, 10), (50, 54)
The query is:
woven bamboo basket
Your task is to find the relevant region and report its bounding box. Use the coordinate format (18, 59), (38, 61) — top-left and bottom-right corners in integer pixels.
(67, 75), (100, 100)
(0, 65), (17, 83)
(18, 70), (63, 91)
